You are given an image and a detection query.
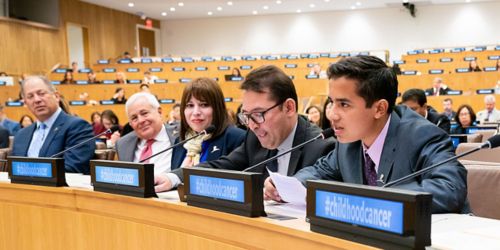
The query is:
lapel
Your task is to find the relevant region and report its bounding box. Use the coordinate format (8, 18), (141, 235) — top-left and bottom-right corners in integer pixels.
(377, 110), (401, 186)
(39, 112), (64, 156)
(21, 124), (37, 155)
(287, 117), (306, 176)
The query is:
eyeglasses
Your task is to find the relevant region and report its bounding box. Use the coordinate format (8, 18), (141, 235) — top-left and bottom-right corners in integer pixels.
(238, 102), (282, 125)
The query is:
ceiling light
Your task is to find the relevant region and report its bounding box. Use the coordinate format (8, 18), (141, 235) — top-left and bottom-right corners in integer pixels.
(178, 2), (184, 7)
(324, 0), (330, 2)
(128, 2), (134, 7)
(309, 3), (315, 8)
(296, 9), (302, 13)
(227, 1), (233, 6)
(263, 5), (269, 10)
(356, 2), (361, 6)
(465, 0), (471, 2)
(252, 10), (258, 15)
(208, 11), (213, 15)
(276, 0), (282, 4)
(350, 6), (356, 10)
(161, 12), (167, 16)
(170, 7), (176, 11)
(217, 6), (223, 11)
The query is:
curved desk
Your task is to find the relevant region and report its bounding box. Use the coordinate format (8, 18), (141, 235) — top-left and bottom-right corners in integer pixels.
(0, 182), (374, 250)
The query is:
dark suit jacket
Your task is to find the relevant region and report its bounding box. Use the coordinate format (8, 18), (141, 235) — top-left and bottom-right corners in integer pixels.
(425, 87), (449, 96)
(294, 106), (468, 214)
(427, 109), (451, 133)
(171, 126), (245, 170)
(172, 116), (336, 181)
(0, 126), (9, 148)
(12, 111), (95, 174)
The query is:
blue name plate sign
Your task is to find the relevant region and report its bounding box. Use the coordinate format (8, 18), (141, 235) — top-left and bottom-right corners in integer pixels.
(306, 74), (319, 79)
(7, 156), (66, 187)
(285, 64), (297, 68)
(90, 160), (156, 198)
(218, 66), (230, 70)
(184, 168), (265, 217)
(307, 180), (432, 249)
(476, 89), (494, 94)
(5, 101), (23, 107)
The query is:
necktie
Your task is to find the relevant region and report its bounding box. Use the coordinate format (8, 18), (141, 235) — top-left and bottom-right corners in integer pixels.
(28, 123), (47, 157)
(267, 149), (279, 172)
(486, 112), (491, 122)
(363, 151), (378, 186)
(139, 139), (155, 163)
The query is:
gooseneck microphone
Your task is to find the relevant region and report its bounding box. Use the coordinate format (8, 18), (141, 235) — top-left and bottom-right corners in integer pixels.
(50, 124), (121, 158)
(139, 124), (216, 163)
(383, 134), (500, 188)
(242, 128), (335, 172)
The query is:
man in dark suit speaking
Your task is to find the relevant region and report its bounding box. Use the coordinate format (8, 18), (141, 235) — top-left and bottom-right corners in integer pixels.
(154, 65), (336, 192)
(401, 88), (451, 133)
(12, 76), (95, 174)
(264, 56), (468, 214)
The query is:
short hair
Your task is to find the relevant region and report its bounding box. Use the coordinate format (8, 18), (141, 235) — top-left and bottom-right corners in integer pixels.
(179, 77), (229, 140)
(455, 104), (476, 127)
(101, 110), (120, 125)
(20, 75), (57, 97)
(402, 88), (427, 106)
(484, 94), (496, 103)
(240, 65), (298, 110)
(173, 103), (181, 109)
(125, 92), (160, 115)
(443, 98), (453, 104)
(327, 55), (398, 114)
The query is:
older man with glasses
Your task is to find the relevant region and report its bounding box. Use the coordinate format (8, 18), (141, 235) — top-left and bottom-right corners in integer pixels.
(155, 65), (336, 192)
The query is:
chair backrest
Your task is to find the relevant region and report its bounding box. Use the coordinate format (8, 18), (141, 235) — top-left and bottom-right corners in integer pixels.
(95, 142), (107, 150)
(463, 163), (500, 220)
(474, 129), (497, 143)
(0, 148), (11, 172)
(467, 133), (482, 143)
(94, 149), (116, 161)
(456, 143), (500, 163)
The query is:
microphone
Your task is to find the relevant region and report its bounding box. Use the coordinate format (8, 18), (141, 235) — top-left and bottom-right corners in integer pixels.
(383, 134), (500, 187)
(50, 124), (120, 158)
(242, 128), (335, 172)
(139, 124), (216, 163)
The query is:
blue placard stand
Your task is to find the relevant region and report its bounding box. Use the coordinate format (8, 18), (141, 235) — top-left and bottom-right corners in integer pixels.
(90, 160), (157, 198)
(307, 180), (432, 250)
(183, 168), (265, 217)
(7, 156), (67, 187)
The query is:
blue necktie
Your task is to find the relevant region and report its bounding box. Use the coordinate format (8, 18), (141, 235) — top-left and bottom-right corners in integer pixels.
(27, 123), (47, 157)
(363, 151), (378, 186)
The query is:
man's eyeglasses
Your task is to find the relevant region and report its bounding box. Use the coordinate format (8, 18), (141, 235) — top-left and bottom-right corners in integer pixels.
(238, 102), (283, 125)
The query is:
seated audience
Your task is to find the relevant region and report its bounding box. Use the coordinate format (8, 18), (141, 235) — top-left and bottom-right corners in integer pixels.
(468, 60), (481, 72)
(305, 105), (322, 127)
(70, 62), (78, 73)
(0, 104), (21, 136)
(476, 95), (500, 123)
(61, 71), (75, 84)
(308, 63), (327, 79)
(441, 98), (456, 122)
(87, 71), (100, 84)
(100, 110), (122, 148)
(425, 77), (451, 96)
(143, 71), (158, 84)
(90, 111), (105, 135)
(402, 88), (450, 133)
(265, 55), (468, 214)
(12, 75), (95, 174)
(19, 114), (34, 129)
(451, 105), (477, 134)
(111, 87), (127, 104)
(321, 98), (335, 130)
(168, 103), (181, 125)
(115, 72), (128, 84)
(231, 67), (242, 77)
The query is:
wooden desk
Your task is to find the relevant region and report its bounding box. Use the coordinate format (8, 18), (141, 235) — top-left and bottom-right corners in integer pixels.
(0, 182), (374, 250)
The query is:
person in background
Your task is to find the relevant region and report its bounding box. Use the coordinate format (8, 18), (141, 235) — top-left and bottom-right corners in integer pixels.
(12, 75), (95, 174)
(61, 71), (74, 84)
(70, 62), (79, 73)
(321, 98), (335, 130)
(235, 104), (247, 130)
(402, 88), (451, 133)
(232, 68), (242, 77)
(0, 104), (21, 136)
(111, 87), (127, 104)
(496, 60), (500, 71)
(451, 105), (477, 134)
(100, 109), (122, 148)
(143, 71), (158, 84)
(90, 111), (105, 135)
(168, 103), (181, 125)
(476, 94), (500, 123)
(115, 72), (128, 84)
(468, 60), (482, 72)
(309, 63), (327, 79)
(392, 63), (402, 75)
(305, 105), (322, 127)
(0, 72), (7, 76)
(87, 71), (100, 84)
(441, 98), (456, 122)
(425, 77), (450, 96)
(19, 114), (34, 129)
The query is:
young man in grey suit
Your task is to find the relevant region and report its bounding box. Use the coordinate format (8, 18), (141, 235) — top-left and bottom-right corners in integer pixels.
(265, 55), (468, 214)
(115, 92), (178, 176)
(154, 65), (336, 192)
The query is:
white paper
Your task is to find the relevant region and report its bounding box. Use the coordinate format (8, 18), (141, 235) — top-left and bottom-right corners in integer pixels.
(268, 169), (306, 205)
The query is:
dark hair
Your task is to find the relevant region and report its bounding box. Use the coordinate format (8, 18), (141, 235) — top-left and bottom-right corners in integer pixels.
(90, 111), (101, 123)
(455, 104), (476, 128)
(468, 60), (481, 72)
(321, 97), (333, 130)
(232, 68), (242, 77)
(443, 98), (453, 104)
(402, 88), (427, 106)
(139, 83), (149, 89)
(19, 114), (34, 128)
(327, 55), (398, 114)
(101, 109), (120, 125)
(305, 105), (323, 127)
(179, 77), (229, 140)
(240, 65), (298, 110)
(115, 87), (123, 93)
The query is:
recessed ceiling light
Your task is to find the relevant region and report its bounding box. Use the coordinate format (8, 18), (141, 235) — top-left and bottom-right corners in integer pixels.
(178, 2), (184, 7)
(252, 10), (258, 15)
(217, 6), (223, 11)
(128, 2), (134, 7)
(465, 0), (471, 2)
(356, 2), (361, 6)
(351, 6), (356, 10)
(227, 1), (233, 6)
(161, 12), (167, 16)
(263, 5), (269, 10)
(296, 9), (302, 13)
(170, 7), (176, 11)
(208, 11), (213, 15)
(324, 0), (330, 2)
(309, 3), (315, 8)
(276, 0), (282, 4)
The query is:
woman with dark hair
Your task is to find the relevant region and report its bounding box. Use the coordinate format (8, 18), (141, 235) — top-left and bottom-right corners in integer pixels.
(451, 104), (477, 134)
(171, 77), (245, 169)
(61, 71), (75, 84)
(231, 67), (242, 77)
(321, 98), (335, 130)
(468, 60), (482, 72)
(90, 111), (105, 135)
(100, 109), (122, 148)
(111, 87), (127, 104)
(305, 105), (322, 127)
(19, 114), (34, 128)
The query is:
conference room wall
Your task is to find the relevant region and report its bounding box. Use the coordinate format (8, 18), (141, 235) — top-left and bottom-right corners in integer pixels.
(0, 0), (159, 77)
(161, 2), (500, 62)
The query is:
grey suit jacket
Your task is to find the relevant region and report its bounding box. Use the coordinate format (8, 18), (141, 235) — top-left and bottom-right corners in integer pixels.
(172, 115), (336, 182)
(294, 105), (468, 214)
(115, 123), (179, 162)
